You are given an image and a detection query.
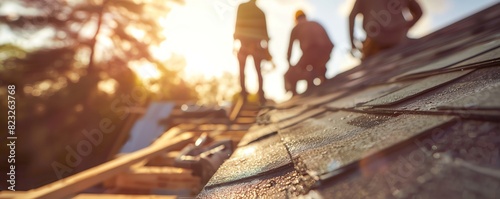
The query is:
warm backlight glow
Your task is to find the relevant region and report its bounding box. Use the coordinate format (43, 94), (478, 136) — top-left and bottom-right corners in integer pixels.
(155, 2), (238, 79)
(153, 1), (290, 101)
(130, 62), (162, 81)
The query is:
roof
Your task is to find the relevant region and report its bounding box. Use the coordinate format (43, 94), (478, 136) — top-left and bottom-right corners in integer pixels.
(199, 3), (500, 198)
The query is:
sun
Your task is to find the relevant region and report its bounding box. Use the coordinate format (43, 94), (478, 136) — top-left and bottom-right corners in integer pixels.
(148, 0), (306, 102)
(130, 62), (162, 81)
(153, 1), (239, 80)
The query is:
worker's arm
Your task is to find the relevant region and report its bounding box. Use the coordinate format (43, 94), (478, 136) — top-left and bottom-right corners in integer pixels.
(234, 5), (242, 41)
(407, 0), (423, 29)
(349, 0), (361, 50)
(262, 11), (270, 42)
(287, 28), (296, 65)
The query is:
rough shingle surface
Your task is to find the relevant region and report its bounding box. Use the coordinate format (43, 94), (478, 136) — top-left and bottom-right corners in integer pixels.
(199, 3), (500, 198)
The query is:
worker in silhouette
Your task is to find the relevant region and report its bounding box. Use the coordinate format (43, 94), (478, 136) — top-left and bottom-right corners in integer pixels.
(349, 0), (423, 60)
(234, 0), (272, 105)
(285, 10), (334, 95)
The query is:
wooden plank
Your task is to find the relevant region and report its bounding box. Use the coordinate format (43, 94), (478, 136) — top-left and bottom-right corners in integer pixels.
(212, 131), (246, 140)
(170, 118), (229, 125)
(0, 191), (24, 199)
(169, 126), (247, 140)
(111, 167), (200, 191)
(229, 98), (244, 121)
(146, 151), (180, 166)
(181, 125), (252, 133)
(226, 124), (253, 131)
(17, 129), (195, 199)
(73, 193), (177, 199)
(195, 124), (227, 131)
(234, 117), (256, 124)
(103, 188), (151, 195)
(238, 110), (259, 117)
(194, 130), (247, 138)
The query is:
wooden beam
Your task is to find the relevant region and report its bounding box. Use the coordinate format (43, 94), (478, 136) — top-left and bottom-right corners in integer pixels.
(17, 129), (194, 199)
(176, 124), (251, 132)
(238, 110), (259, 117)
(170, 118), (230, 125)
(0, 191), (24, 199)
(146, 151), (180, 166)
(229, 98), (244, 121)
(1, 192), (180, 199)
(73, 193), (177, 199)
(111, 167), (200, 191)
(234, 117), (256, 124)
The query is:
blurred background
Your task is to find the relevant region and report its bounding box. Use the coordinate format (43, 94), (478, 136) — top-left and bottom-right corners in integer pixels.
(0, 0), (497, 190)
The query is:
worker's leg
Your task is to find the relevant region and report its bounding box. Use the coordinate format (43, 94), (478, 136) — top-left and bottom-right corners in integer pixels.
(237, 51), (248, 100)
(361, 38), (382, 60)
(284, 68), (298, 96)
(312, 65), (327, 88)
(294, 52), (316, 92)
(315, 48), (331, 85)
(253, 55), (266, 104)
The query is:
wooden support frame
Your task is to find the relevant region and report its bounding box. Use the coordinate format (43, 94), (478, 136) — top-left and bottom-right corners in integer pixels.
(73, 194), (177, 199)
(146, 151), (180, 166)
(0, 98), (258, 199)
(109, 166), (201, 191)
(229, 98), (245, 122)
(6, 128), (194, 199)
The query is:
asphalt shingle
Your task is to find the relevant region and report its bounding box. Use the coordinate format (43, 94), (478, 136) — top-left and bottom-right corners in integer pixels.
(315, 120), (500, 199)
(325, 82), (411, 109)
(199, 4), (500, 198)
(394, 38), (500, 81)
(363, 70), (474, 107)
(206, 135), (292, 188)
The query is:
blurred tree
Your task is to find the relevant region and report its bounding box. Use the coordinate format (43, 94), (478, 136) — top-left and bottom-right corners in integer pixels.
(149, 54), (198, 101)
(0, 0), (197, 189)
(192, 72), (239, 105)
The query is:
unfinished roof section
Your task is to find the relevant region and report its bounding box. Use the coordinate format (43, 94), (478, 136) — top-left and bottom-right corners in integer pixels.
(199, 3), (500, 198)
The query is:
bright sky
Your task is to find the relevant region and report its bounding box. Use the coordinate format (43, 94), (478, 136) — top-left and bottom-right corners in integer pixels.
(1, 0), (498, 102)
(155, 0), (498, 103)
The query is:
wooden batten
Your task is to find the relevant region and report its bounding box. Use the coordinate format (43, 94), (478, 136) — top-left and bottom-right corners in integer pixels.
(73, 193), (177, 199)
(0, 98), (256, 199)
(229, 98), (245, 121)
(11, 129), (194, 199)
(109, 167), (201, 191)
(147, 151), (180, 166)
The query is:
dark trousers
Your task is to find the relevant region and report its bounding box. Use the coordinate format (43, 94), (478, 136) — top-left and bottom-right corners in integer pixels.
(361, 37), (395, 60)
(237, 39), (267, 102)
(285, 47), (331, 95)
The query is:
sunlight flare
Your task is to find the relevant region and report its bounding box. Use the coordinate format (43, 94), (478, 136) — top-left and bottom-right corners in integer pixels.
(130, 62), (162, 81)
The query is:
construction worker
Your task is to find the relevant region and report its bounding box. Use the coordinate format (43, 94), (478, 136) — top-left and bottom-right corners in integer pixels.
(234, 0), (272, 105)
(285, 10), (334, 95)
(349, 0), (423, 60)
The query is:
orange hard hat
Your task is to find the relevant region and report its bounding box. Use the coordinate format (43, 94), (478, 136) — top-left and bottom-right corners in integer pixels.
(295, 10), (306, 20)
